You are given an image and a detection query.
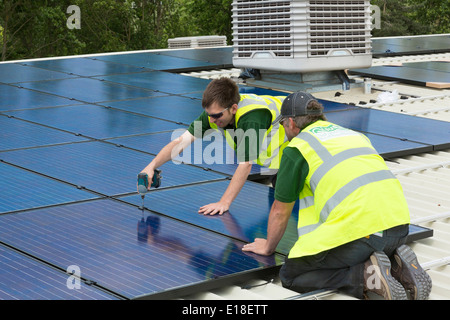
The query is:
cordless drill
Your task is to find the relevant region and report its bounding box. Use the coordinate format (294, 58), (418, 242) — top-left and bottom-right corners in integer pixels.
(137, 169), (162, 210)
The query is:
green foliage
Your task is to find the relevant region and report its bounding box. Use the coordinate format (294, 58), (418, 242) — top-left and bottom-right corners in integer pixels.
(0, 0), (446, 61)
(371, 0), (449, 37)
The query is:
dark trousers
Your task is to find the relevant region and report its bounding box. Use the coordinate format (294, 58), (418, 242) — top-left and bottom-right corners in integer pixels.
(279, 224), (409, 299)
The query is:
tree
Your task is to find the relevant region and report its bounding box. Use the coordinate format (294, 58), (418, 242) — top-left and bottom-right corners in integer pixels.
(409, 0), (450, 34)
(371, 0), (431, 37)
(184, 0), (233, 43)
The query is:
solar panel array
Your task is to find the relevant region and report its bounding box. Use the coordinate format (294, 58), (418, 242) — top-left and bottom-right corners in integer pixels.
(0, 38), (448, 299)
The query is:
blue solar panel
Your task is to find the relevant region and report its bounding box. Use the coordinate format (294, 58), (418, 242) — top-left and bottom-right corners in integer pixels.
(0, 84), (78, 111)
(0, 246), (118, 300)
(20, 58), (154, 77)
(0, 115), (88, 151)
(4, 104), (185, 139)
(0, 63), (77, 83)
(156, 47), (233, 66)
(363, 133), (433, 158)
(0, 162), (97, 214)
(326, 108), (450, 150)
(372, 35), (450, 57)
(15, 77), (163, 103)
(349, 65), (450, 86)
(93, 52), (217, 71)
(105, 95), (202, 125)
(0, 199), (282, 299)
(0, 141), (226, 196)
(119, 180), (299, 255)
(404, 61), (450, 73)
(96, 71), (211, 95)
(106, 131), (264, 176)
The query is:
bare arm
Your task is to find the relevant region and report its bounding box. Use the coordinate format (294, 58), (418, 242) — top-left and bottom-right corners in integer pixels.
(242, 200), (295, 256)
(198, 161), (252, 215)
(140, 130), (195, 189)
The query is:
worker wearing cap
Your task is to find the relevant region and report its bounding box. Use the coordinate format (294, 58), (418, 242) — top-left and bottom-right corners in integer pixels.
(140, 77), (288, 215)
(243, 91), (432, 300)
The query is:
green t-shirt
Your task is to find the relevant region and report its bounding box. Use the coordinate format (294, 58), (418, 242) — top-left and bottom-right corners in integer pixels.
(187, 109), (273, 162)
(274, 146), (309, 203)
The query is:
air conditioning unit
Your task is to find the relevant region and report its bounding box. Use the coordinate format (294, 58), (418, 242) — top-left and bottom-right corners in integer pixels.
(232, 0), (373, 73)
(168, 36), (227, 49)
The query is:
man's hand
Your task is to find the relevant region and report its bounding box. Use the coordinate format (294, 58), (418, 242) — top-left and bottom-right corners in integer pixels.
(137, 169), (154, 192)
(242, 238), (274, 256)
(198, 201), (229, 215)
(242, 200), (295, 256)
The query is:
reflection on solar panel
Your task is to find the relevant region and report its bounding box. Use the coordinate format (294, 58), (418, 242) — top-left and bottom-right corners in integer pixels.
(118, 180), (299, 256)
(0, 199), (282, 299)
(0, 41), (447, 299)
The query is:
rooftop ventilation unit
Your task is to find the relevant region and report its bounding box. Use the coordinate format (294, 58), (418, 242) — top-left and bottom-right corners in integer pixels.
(168, 36), (227, 49)
(232, 0), (373, 75)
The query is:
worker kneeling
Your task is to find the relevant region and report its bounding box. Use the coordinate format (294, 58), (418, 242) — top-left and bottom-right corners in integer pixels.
(242, 92), (432, 300)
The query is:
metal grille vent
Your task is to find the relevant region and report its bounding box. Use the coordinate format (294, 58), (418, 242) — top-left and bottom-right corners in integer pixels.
(308, 0), (371, 57)
(232, 0), (293, 58)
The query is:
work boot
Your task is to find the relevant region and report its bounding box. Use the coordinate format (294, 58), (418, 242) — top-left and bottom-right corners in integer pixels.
(364, 251), (407, 300)
(391, 244), (432, 300)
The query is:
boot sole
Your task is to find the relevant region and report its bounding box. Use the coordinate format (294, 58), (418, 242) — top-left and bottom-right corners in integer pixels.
(371, 252), (407, 300)
(393, 245), (432, 300)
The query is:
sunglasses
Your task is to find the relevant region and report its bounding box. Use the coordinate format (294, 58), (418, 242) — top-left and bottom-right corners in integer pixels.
(207, 107), (230, 120)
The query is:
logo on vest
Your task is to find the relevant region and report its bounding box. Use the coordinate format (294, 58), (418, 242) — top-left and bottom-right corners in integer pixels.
(309, 124), (358, 141)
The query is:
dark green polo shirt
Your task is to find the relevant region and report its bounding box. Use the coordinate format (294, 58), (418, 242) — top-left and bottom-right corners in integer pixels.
(274, 145), (309, 204)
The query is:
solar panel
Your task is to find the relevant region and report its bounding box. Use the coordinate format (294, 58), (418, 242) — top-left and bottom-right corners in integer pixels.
(0, 63), (76, 83)
(4, 104), (186, 140)
(349, 65), (450, 87)
(0, 115), (88, 151)
(362, 133), (433, 158)
(20, 58), (154, 77)
(0, 84), (78, 112)
(93, 52), (217, 71)
(105, 131), (264, 176)
(118, 180), (299, 256)
(0, 199), (283, 299)
(0, 245), (118, 300)
(95, 71), (211, 95)
(156, 47), (233, 66)
(326, 108), (450, 151)
(0, 141), (227, 196)
(372, 35), (450, 57)
(0, 162), (98, 214)
(105, 95), (202, 125)
(15, 77), (162, 104)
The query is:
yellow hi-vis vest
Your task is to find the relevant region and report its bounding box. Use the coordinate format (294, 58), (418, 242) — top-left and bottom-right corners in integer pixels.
(209, 94), (288, 169)
(288, 120), (410, 258)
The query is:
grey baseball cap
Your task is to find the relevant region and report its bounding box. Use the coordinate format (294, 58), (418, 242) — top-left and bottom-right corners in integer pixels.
(273, 91), (322, 125)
